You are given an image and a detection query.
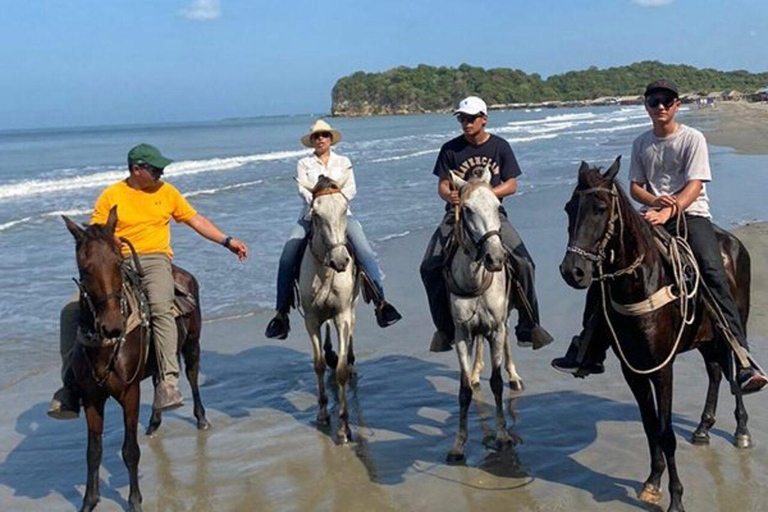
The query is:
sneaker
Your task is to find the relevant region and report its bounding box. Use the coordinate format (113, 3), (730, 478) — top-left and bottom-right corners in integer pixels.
(516, 325), (554, 350)
(738, 367), (768, 395)
(153, 382), (184, 412)
(375, 301), (402, 328)
(265, 312), (290, 340)
(429, 330), (453, 353)
(47, 387), (80, 420)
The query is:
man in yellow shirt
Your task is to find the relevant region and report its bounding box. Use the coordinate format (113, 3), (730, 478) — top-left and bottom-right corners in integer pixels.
(49, 144), (248, 418)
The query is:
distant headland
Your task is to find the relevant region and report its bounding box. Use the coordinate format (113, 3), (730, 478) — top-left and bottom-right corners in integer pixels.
(331, 61), (768, 117)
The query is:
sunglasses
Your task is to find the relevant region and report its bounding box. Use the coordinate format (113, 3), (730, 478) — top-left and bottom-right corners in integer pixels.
(645, 96), (678, 109)
(310, 131), (332, 141)
(142, 164), (164, 175)
(457, 113), (483, 124)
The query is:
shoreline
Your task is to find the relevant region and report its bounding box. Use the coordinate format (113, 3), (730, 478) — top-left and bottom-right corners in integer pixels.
(682, 101), (768, 155)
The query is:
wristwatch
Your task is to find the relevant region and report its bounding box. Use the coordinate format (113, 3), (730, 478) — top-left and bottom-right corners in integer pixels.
(221, 236), (233, 248)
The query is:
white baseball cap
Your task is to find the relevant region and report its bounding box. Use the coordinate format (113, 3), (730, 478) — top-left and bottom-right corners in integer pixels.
(454, 96), (487, 116)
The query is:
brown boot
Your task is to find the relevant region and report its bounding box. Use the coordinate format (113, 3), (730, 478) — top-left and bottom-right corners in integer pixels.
(429, 331), (453, 353)
(47, 386), (80, 420)
(153, 381), (184, 411)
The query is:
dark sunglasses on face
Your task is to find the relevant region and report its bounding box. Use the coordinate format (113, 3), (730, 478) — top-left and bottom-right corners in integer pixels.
(646, 96), (678, 109)
(143, 164), (164, 175)
(311, 131), (332, 141)
(457, 113), (482, 124)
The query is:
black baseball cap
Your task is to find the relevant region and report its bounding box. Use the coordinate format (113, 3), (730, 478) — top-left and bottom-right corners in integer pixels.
(644, 79), (679, 98)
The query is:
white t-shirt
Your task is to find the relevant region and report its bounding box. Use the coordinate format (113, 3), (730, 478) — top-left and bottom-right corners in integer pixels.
(629, 124), (712, 218)
(296, 150), (357, 219)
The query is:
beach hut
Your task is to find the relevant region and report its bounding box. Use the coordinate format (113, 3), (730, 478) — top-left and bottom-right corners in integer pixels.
(751, 87), (768, 102)
(722, 90), (741, 101)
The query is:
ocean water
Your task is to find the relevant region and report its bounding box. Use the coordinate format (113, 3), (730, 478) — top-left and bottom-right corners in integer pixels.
(1, 106), (765, 384)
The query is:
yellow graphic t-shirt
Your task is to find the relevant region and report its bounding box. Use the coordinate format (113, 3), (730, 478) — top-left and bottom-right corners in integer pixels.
(91, 180), (197, 258)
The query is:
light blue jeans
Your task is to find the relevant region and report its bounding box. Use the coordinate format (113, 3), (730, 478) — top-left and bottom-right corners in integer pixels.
(275, 217), (385, 311)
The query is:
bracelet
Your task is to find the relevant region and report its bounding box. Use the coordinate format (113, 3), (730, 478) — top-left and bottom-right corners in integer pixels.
(221, 236), (233, 248)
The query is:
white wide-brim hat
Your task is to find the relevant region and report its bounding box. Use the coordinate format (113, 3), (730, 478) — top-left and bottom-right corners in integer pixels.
(300, 120), (343, 148)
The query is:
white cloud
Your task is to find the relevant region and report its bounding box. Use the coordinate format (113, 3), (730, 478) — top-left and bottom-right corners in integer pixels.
(632, 0), (675, 6)
(180, 0), (221, 21)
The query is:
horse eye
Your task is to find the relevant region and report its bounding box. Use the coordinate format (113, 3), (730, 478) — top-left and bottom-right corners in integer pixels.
(594, 202), (608, 213)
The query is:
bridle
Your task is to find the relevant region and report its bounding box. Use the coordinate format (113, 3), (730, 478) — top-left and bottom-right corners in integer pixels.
(566, 183), (644, 280)
(74, 236), (149, 387)
(308, 186), (349, 266)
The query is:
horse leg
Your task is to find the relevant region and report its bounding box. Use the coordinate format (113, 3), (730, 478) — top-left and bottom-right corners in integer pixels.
(470, 334), (484, 388)
(722, 350), (752, 448)
(182, 336), (210, 431)
(621, 368), (665, 506)
(490, 331), (514, 450)
(653, 368), (684, 512)
(306, 318), (329, 426)
(692, 347), (721, 445)
(447, 333), (473, 464)
(323, 324), (339, 370)
(120, 383), (143, 512)
(502, 325), (524, 391)
(334, 313), (353, 444)
(81, 399), (105, 512)
(347, 334), (356, 375)
(146, 374), (163, 436)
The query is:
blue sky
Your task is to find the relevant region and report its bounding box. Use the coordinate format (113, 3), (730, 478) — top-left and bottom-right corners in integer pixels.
(0, 0), (765, 130)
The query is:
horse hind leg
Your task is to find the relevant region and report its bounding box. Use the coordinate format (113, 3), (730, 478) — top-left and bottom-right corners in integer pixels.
(692, 347), (722, 445)
(181, 332), (211, 431)
(503, 326), (524, 391)
(146, 374), (163, 436)
(470, 335), (484, 388)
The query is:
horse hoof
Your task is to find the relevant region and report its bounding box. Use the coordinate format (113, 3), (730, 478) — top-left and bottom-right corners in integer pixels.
(80, 497), (100, 512)
(446, 451), (465, 465)
(638, 484), (663, 504)
(734, 434), (752, 449)
(691, 431), (710, 445)
(145, 424), (160, 436)
(509, 380), (525, 392)
(197, 419), (211, 431)
(316, 412), (330, 427)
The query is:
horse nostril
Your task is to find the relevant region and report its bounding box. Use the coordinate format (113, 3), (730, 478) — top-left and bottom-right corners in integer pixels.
(574, 267), (585, 279)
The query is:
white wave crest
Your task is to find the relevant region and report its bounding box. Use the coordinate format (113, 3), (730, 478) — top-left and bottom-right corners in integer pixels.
(376, 230), (411, 242)
(0, 217), (34, 232)
(0, 149), (309, 202)
(369, 149), (439, 163)
(186, 180), (264, 198)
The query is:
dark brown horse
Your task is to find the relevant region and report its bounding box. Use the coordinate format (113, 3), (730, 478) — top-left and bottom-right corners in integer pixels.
(64, 206), (209, 512)
(560, 158), (752, 512)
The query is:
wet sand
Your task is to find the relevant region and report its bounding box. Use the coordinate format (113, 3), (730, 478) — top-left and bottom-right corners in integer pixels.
(3, 113), (768, 511)
(686, 101), (768, 155)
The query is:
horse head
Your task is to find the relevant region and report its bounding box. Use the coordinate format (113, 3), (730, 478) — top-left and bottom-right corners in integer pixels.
(298, 173), (352, 272)
(64, 206), (125, 345)
(560, 156), (622, 288)
(449, 166), (505, 272)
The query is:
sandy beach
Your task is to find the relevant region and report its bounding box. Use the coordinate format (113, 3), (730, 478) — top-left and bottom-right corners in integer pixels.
(2, 107), (768, 512)
(686, 101), (768, 155)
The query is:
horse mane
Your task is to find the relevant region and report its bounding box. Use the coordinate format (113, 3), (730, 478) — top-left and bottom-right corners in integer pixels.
(313, 175), (340, 195)
(578, 165), (656, 257)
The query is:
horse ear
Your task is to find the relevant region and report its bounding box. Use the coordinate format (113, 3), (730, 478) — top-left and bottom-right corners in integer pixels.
(480, 165), (492, 184)
(577, 161), (591, 185)
(448, 170), (467, 189)
(63, 215), (85, 244)
(105, 206), (118, 235)
(603, 155), (622, 181)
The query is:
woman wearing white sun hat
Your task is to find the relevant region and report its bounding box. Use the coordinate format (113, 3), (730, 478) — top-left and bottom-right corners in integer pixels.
(265, 120), (402, 339)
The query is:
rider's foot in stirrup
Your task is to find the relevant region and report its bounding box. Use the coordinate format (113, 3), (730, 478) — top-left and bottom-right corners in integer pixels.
(429, 330), (453, 353)
(551, 336), (604, 378)
(265, 311), (290, 340)
(47, 386), (80, 420)
(737, 367), (768, 395)
(375, 300), (402, 328)
(516, 325), (554, 350)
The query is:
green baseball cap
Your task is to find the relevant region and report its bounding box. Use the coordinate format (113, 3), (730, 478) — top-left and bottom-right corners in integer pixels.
(127, 143), (174, 169)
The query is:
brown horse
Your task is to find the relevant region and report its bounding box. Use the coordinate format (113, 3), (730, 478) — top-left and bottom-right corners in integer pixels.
(560, 158), (752, 512)
(64, 206), (209, 512)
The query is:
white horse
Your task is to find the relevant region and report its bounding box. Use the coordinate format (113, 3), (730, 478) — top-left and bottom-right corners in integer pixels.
(297, 173), (359, 444)
(445, 168), (523, 463)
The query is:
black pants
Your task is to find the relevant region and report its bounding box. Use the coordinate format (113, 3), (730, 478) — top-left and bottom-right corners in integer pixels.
(577, 214), (748, 364)
(420, 211), (541, 339)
